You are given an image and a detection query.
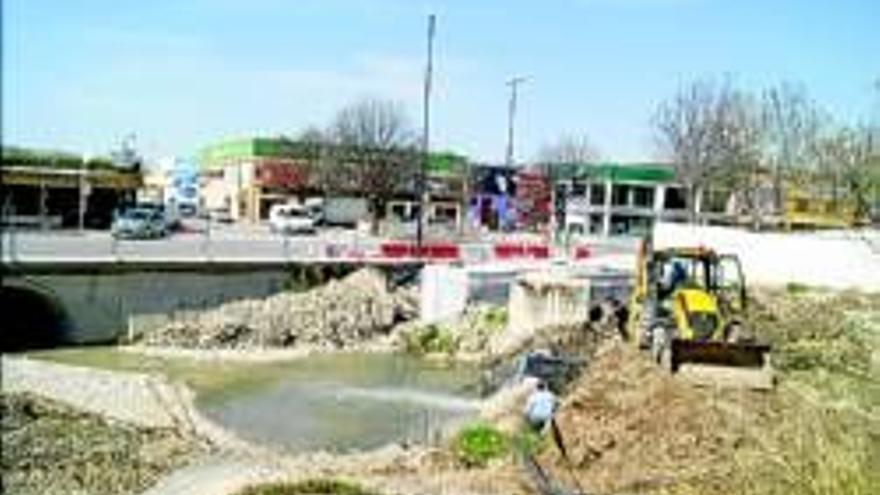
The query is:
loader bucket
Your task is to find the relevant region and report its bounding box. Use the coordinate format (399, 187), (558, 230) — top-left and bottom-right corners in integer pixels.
(671, 340), (774, 390)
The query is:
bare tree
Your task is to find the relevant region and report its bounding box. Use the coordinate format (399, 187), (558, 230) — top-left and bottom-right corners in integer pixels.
(327, 98), (418, 232)
(813, 126), (875, 220)
(537, 134), (599, 164)
(653, 79), (762, 222)
(760, 82), (826, 210)
(535, 133), (600, 183)
(294, 127), (333, 192)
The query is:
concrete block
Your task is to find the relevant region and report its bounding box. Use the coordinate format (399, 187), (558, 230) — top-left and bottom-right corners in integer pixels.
(420, 264), (468, 324)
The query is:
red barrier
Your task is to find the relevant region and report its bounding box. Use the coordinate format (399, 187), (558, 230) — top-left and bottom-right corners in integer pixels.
(380, 242), (460, 260)
(494, 243), (526, 259)
(574, 246), (591, 260)
(423, 243), (460, 260)
(526, 244), (550, 259)
(380, 242), (411, 258)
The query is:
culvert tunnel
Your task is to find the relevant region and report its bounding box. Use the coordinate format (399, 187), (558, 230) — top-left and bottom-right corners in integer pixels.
(1, 285), (75, 352)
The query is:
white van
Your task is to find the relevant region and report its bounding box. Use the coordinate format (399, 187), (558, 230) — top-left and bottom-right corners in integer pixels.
(269, 203), (317, 235)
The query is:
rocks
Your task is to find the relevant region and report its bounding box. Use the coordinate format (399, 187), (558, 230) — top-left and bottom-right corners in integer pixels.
(144, 268), (412, 351)
(1, 392), (199, 495)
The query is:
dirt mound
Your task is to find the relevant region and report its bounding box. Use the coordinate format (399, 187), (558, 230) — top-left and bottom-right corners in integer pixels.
(540, 343), (770, 494)
(144, 268), (416, 350)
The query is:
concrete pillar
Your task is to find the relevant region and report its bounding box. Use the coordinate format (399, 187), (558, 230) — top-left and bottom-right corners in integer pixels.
(602, 179), (612, 237)
(694, 186), (704, 224)
(39, 181), (48, 230)
(583, 181), (592, 234)
(654, 185), (666, 224)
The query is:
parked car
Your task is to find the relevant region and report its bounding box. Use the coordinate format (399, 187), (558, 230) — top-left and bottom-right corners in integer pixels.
(137, 201), (180, 230)
(202, 207), (234, 223)
(111, 208), (168, 239)
(269, 203), (317, 234)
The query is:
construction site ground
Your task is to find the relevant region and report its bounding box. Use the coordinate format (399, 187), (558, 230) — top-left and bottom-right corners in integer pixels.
(512, 286), (880, 495)
(229, 286), (880, 495)
(5, 285), (879, 495)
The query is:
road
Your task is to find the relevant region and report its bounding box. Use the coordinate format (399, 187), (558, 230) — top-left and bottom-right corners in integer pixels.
(1, 222), (383, 263)
(2, 221), (638, 267)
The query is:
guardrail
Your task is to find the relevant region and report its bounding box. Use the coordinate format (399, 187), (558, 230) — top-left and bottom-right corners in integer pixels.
(2, 228), (639, 268)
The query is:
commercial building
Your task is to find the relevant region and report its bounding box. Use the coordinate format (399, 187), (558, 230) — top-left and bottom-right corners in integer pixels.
(1, 147), (141, 229)
(198, 136), (470, 228)
(554, 162), (691, 237)
(198, 137), (316, 222)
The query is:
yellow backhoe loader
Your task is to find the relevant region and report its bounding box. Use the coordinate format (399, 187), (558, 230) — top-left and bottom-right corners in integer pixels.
(628, 237), (774, 390)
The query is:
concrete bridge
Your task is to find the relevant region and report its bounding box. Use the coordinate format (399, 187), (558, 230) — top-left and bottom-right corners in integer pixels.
(1, 258), (419, 351)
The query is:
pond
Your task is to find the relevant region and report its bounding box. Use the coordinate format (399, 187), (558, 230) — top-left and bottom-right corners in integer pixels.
(200, 353), (483, 452)
(27, 348), (484, 453)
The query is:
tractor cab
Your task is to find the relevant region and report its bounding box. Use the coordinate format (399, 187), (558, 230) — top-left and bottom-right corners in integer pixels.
(650, 247), (748, 336)
(629, 239), (773, 389)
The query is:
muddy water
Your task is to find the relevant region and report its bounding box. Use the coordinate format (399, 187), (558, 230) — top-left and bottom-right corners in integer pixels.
(199, 353), (483, 453)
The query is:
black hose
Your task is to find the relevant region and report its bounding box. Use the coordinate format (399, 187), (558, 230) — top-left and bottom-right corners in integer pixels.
(517, 418), (591, 495)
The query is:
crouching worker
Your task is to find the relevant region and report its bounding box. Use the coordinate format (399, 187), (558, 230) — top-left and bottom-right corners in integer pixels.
(523, 380), (558, 432)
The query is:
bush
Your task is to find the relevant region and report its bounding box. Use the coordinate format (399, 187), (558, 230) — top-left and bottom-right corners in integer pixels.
(785, 282), (811, 295)
(237, 479), (381, 495)
(453, 423), (509, 468)
(402, 324), (459, 355)
(480, 307), (508, 330)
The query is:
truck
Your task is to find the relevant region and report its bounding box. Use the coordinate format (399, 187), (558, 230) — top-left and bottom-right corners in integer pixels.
(309, 197), (369, 228)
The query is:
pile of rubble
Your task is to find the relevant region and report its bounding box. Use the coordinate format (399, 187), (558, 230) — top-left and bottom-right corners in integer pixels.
(1, 392), (198, 495)
(143, 268), (418, 350)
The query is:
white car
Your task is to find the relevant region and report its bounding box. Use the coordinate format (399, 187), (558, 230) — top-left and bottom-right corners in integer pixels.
(269, 204), (317, 235)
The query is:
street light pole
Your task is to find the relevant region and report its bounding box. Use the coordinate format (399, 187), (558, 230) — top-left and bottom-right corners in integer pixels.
(417, 14), (436, 252)
(505, 76), (528, 168)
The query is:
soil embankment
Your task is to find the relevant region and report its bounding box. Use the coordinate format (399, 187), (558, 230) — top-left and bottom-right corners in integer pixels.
(1, 392), (200, 495)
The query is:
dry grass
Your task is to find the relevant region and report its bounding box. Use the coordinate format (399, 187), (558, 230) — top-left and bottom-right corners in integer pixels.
(535, 287), (880, 495)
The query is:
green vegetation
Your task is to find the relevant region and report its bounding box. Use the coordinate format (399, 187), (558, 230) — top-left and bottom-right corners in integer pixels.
(453, 423), (509, 468)
(784, 282), (811, 294)
(237, 479), (382, 495)
(2, 146), (120, 171)
(402, 324), (459, 355)
(479, 306), (508, 329)
(400, 305), (507, 357)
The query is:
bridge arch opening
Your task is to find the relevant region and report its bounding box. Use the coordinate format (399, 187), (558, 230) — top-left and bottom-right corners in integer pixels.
(1, 285), (75, 352)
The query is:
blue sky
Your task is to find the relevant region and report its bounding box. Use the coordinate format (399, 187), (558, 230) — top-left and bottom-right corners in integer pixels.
(3, 0), (878, 163)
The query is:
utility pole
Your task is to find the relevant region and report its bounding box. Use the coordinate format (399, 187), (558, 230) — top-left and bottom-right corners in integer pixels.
(417, 14), (436, 251)
(505, 76), (528, 168)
